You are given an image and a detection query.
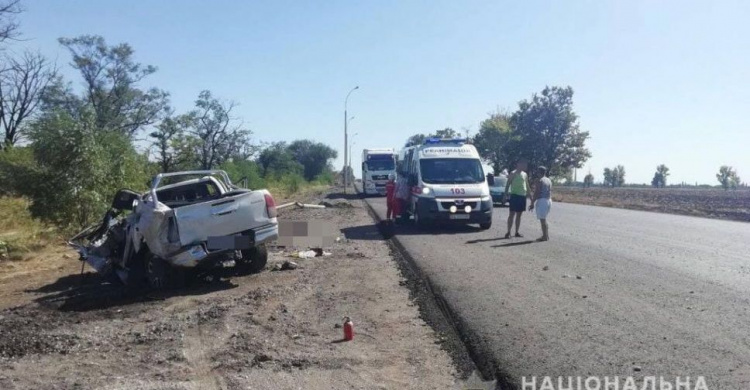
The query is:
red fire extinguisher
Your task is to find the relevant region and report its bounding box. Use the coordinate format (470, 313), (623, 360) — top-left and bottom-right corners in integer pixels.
(343, 317), (354, 341)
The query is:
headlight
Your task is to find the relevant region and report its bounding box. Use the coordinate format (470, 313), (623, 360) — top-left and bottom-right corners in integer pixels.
(449, 205), (457, 213)
(421, 187), (431, 195)
(464, 205), (472, 213)
(481, 196), (491, 201)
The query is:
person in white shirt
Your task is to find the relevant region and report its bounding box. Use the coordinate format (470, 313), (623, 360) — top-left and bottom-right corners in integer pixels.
(529, 166), (552, 242)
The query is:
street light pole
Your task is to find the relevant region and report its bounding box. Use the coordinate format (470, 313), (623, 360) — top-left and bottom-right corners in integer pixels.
(344, 86), (359, 193)
(349, 131), (358, 172)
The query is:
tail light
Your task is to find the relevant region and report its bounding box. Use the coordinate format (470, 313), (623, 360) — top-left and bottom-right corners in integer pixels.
(264, 193), (277, 218)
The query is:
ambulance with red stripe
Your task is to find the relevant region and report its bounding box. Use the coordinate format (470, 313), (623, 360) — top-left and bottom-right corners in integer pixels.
(400, 138), (493, 229)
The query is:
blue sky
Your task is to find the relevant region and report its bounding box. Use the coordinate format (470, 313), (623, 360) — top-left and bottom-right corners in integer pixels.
(11, 0), (750, 184)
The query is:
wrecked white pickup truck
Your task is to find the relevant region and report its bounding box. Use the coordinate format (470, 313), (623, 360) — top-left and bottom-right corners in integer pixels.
(69, 170), (278, 289)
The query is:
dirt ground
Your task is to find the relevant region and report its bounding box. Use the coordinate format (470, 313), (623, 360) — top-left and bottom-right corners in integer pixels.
(554, 186), (750, 222)
(0, 190), (461, 390)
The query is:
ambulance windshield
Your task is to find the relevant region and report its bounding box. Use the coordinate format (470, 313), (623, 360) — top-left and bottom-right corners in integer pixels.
(419, 158), (485, 184)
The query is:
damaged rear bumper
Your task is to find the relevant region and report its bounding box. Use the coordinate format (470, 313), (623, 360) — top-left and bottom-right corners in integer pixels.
(166, 224), (278, 268)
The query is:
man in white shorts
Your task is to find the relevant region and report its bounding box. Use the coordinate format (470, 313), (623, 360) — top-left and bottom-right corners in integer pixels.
(529, 166), (552, 241)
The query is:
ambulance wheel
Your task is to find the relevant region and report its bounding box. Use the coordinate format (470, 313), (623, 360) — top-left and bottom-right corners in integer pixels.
(414, 209), (427, 228)
(480, 221), (492, 230)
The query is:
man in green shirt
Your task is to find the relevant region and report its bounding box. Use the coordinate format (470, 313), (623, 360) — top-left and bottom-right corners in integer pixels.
(503, 160), (531, 239)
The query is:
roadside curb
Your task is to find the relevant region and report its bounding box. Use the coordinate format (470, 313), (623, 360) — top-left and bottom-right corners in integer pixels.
(353, 186), (512, 389)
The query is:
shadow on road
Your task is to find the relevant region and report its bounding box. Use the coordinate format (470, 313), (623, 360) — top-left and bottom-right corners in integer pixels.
(28, 271), (237, 312)
(492, 240), (535, 248)
(341, 224), (385, 241)
(466, 236), (508, 244)
(326, 192), (362, 201)
(392, 224), (485, 236)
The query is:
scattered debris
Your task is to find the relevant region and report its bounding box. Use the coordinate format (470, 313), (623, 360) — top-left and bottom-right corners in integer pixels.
(542, 266), (549, 271)
(576, 275), (582, 280)
(319, 201), (353, 209)
(633, 365), (642, 372)
(280, 261), (298, 271)
(562, 274), (571, 278)
(291, 249), (332, 258)
(276, 202), (296, 210)
(296, 202), (326, 209)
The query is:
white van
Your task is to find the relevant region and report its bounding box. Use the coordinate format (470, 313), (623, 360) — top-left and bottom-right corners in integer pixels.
(400, 138), (493, 229)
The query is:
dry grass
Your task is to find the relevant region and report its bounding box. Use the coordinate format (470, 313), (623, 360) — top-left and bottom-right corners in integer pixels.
(0, 197), (61, 261)
(267, 183), (329, 203)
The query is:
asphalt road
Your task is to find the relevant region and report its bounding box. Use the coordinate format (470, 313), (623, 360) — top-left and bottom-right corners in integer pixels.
(362, 195), (750, 389)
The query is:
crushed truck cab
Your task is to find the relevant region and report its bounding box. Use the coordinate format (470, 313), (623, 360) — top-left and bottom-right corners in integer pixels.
(69, 170), (279, 289)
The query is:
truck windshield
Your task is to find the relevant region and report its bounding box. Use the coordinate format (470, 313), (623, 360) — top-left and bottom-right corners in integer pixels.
(365, 159), (395, 171)
(420, 158), (485, 184)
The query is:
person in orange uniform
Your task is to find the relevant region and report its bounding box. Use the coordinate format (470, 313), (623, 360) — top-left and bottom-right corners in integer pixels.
(385, 173), (399, 223)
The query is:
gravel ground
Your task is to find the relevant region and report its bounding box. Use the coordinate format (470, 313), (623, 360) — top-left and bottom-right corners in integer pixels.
(0, 189), (460, 390)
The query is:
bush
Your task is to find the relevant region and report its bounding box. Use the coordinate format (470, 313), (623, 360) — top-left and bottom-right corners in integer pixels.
(0, 147), (38, 196)
(280, 173), (305, 195)
(219, 159), (265, 189)
(0, 197), (58, 260)
(313, 170), (335, 186)
(25, 110), (151, 229)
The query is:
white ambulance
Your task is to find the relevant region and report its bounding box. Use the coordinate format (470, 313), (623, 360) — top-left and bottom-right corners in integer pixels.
(400, 138), (493, 229)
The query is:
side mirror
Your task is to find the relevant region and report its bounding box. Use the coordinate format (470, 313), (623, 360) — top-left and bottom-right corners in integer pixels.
(361, 162), (366, 171)
(487, 175), (495, 186)
(111, 189), (140, 211)
(408, 174), (418, 186)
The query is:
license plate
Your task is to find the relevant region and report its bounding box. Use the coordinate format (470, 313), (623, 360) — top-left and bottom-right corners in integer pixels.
(449, 214), (470, 220)
(207, 235), (252, 250)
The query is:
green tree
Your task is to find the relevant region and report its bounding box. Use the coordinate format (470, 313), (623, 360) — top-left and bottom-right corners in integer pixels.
(603, 168), (613, 187)
(149, 113), (195, 173)
(433, 127), (457, 138)
(219, 159), (264, 189)
(730, 172), (741, 189)
(188, 90), (254, 170)
(405, 133), (426, 147)
(473, 113), (513, 174)
(583, 173), (594, 187)
(58, 35), (169, 136)
(613, 165), (626, 187)
(26, 109), (150, 228)
(651, 164), (670, 188)
(256, 142), (302, 178)
(405, 128), (462, 147)
(509, 86), (591, 177)
(287, 139), (338, 181)
(716, 165), (736, 190)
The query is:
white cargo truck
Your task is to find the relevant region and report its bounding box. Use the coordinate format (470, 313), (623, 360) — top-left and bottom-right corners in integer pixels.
(361, 148), (396, 196)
